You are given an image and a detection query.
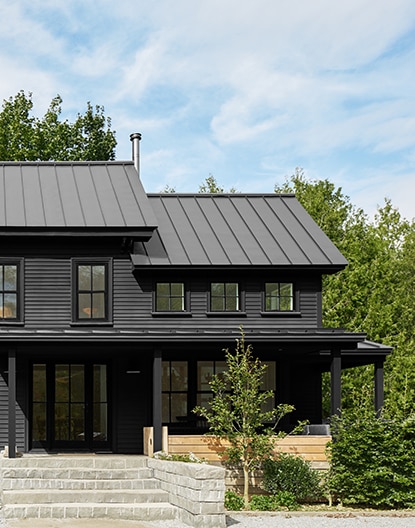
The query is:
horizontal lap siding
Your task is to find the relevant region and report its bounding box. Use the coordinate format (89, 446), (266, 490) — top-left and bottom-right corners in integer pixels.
(113, 259), (147, 325)
(24, 258), (71, 327)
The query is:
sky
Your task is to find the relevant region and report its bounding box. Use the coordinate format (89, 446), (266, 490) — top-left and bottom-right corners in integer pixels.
(1, 0), (415, 220)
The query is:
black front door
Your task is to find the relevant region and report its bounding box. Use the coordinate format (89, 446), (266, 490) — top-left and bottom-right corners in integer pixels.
(31, 362), (109, 451)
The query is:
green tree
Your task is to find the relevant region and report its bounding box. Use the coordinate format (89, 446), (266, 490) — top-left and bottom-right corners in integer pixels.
(0, 91), (116, 161)
(199, 174), (237, 193)
(193, 329), (293, 508)
(276, 170), (415, 418)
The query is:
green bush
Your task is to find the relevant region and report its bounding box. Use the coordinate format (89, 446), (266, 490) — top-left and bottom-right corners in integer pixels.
(262, 453), (322, 502)
(224, 490), (245, 511)
(250, 491), (298, 511)
(328, 413), (415, 508)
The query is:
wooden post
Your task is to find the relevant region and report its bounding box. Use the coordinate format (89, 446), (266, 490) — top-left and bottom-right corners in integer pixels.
(153, 348), (162, 453)
(374, 360), (384, 416)
(8, 349), (16, 459)
(330, 349), (341, 417)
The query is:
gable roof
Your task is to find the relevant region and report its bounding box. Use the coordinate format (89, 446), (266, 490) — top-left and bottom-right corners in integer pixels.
(0, 161), (157, 237)
(131, 194), (348, 271)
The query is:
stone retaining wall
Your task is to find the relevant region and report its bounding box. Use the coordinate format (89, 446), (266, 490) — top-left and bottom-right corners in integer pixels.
(147, 458), (226, 528)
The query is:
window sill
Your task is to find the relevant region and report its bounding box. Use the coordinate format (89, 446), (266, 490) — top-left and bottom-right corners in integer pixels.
(260, 311), (302, 317)
(205, 311), (247, 317)
(70, 321), (114, 327)
(0, 321), (25, 326)
(151, 311), (192, 317)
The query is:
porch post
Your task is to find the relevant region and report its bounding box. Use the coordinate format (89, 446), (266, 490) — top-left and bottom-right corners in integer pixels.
(330, 348), (341, 417)
(374, 360), (385, 416)
(8, 349), (16, 459)
(153, 348), (162, 453)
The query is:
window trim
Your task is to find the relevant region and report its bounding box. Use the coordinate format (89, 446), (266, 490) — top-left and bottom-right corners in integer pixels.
(71, 258), (113, 325)
(261, 281), (301, 316)
(152, 281), (190, 315)
(208, 282), (243, 313)
(0, 258), (24, 324)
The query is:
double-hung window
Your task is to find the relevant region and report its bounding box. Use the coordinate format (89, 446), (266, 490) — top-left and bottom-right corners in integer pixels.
(210, 282), (239, 311)
(74, 260), (111, 322)
(156, 283), (185, 312)
(0, 261), (20, 321)
(264, 282), (294, 312)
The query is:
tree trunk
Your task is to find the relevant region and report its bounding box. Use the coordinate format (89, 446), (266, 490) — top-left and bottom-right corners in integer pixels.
(243, 462), (250, 508)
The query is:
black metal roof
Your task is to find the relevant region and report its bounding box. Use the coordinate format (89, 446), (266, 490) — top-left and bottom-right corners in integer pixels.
(131, 194), (348, 270)
(0, 161), (157, 237)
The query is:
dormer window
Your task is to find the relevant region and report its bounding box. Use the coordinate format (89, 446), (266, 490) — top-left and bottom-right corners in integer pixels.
(210, 282), (239, 312)
(265, 282), (294, 311)
(156, 283), (185, 312)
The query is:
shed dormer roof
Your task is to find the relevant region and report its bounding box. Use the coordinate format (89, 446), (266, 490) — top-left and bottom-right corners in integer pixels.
(131, 193), (348, 271)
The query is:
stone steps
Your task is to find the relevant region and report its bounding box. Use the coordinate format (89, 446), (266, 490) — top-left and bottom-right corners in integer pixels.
(0, 455), (177, 522)
(3, 502), (177, 521)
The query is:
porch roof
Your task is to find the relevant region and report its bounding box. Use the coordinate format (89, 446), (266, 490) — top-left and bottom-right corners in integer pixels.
(132, 194), (348, 271)
(0, 161), (157, 238)
(0, 325), (371, 344)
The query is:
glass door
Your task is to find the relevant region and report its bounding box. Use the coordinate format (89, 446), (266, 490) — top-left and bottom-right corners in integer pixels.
(31, 362), (109, 451)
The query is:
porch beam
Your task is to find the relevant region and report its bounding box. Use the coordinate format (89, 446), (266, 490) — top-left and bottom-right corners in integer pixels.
(374, 360), (385, 416)
(153, 348), (162, 453)
(8, 349), (16, 459)
(330, 348), (341, 417)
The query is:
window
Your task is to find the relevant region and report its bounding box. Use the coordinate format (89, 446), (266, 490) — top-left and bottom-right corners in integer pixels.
(265, 282), (294, 311)
(156, 283), (185, 312)
(74, 261), (111, 322)
(0, 262), (20, 321)
(197, 361), (226, 408)
(162, 361), (188, 423)
(210, 282), (239, 311)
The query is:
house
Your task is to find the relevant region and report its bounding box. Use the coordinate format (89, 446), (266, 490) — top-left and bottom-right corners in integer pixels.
(0, 134), (391, 458)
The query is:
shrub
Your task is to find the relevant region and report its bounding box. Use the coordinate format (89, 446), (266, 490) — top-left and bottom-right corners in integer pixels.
(328, 413), (415, 508)
(153, 451), (206, 463)
(250, 491), (298, 511)
(224, 490), (245, 511)
(262, 453), (322, 502)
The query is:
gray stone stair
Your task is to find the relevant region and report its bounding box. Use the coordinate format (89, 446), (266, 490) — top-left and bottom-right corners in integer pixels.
(0, 455), (177, 521)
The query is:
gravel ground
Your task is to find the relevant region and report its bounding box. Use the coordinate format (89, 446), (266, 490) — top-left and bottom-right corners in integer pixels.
(3, 513), (415, 528)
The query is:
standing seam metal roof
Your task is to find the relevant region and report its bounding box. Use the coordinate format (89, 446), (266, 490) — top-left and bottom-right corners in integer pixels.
(0, 161), (157, 231)
(131, 194), (348, 269)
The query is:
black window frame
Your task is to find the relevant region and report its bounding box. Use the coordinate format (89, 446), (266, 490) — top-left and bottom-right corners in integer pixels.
(263, 282), (295, 312)
(162, 360), (189, 424)
(154, 282), (187, 313)
(72, 258), (112, 324)
(0, 258), (23, 324)
(209, 282), (241, 312)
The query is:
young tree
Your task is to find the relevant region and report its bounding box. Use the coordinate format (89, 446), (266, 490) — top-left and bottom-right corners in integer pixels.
(193, 329), (293, 508)
(0, 91), (116, 161)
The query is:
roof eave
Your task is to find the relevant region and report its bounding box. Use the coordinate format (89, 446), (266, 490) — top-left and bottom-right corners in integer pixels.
(0, 226), (157, 240)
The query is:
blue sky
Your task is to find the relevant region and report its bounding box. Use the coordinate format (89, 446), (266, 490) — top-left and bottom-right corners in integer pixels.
(1, 1), (415, 219)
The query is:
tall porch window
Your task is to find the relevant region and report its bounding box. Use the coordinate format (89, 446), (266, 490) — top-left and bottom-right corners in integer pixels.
(162, 361), (188, 423)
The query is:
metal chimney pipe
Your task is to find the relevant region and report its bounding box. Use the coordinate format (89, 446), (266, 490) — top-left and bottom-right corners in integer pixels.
(130, 133), (142, 176)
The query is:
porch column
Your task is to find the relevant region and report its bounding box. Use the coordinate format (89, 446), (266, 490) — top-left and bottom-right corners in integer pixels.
(374, 360), (385, 416)
(8, 349), (16, 459)
(153, 348), (162, 453)
(330, 348), (341, 417)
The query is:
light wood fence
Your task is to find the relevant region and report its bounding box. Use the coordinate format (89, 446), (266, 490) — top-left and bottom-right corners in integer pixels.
(144, 428), (330, 465)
